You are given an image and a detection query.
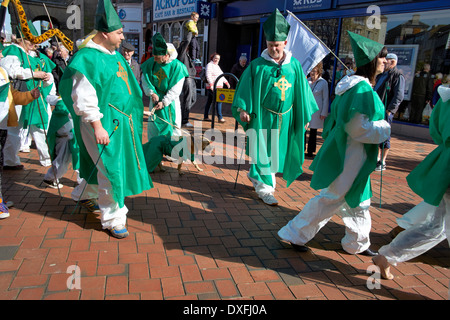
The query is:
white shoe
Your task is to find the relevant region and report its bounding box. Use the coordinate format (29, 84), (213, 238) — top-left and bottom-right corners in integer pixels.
(43, 179), (63, 189)
(259, 193), (278, 206)
(0, 212), (10, 219)
(183, 122), (194, 128)
(20, 148), (30, 153)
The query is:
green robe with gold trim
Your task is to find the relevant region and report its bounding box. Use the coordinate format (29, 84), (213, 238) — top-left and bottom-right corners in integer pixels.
(231, 51), (318, 187)
(141, 57), (188, 136)
(2, 46), (55, 129)
(59, 47), (152, 208)
(309, 79), (385, 208)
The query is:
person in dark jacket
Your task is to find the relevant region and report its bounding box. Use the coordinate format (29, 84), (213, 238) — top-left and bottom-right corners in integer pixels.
(409, 63), (433, 124)
(121, 41), (141, 82)
(52, 44), (70, 94)
(177, 39), (197, 127)
(374, 53), (405, 171)
(229, 55), (247, 89)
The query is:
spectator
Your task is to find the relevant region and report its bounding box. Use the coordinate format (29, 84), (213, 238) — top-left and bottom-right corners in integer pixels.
(185, 12), (200, 63)
(374, 53), (405, 171)
(121, 41), (141, 81)
(203, 53), (230, 123)
(229, 55), (247, 89)
(177, 39), (197, 128)
(410, 63), (433, 124)
(305, 61), (329, 158)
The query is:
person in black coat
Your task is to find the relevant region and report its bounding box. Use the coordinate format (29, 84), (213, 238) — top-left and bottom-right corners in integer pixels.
(177, 39), (197, 127)
(229, 55), (248, 89)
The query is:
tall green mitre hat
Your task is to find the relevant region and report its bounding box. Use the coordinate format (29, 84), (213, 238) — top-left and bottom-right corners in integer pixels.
(152, 33), (168, 56)
(263, 9), (290, 41)
(347, 31), (384, 68)
(15, 21), (38, 38)
(95, 0), (123, 33)
(28, 21), (39, 37)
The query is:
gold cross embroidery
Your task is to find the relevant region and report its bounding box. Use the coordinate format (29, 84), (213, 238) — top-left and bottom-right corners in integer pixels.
(274, 76), (292, 102)
(117, 62), (131, 95)
(154, 68), (167, 87)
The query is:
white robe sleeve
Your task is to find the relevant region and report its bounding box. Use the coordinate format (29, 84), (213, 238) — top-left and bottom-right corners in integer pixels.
(162, 78), (185, 107)
(71, 71), (103, 123)
(0, 55), (33, 80)
(141, 73), (155, 97)
(345, 112), (391, 144)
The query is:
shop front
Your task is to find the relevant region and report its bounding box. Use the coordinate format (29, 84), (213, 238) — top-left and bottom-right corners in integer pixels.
(152, 0), (208, 61)
(221, 0), (450, 137)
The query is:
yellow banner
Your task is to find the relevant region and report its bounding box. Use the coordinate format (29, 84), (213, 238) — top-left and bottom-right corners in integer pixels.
(216, 88), (235, 104)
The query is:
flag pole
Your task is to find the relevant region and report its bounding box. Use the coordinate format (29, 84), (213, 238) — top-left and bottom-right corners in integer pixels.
(286, 10), (351, 72)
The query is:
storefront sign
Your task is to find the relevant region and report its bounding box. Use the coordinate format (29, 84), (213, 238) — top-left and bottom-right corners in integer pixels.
(197, 1), (213, 20)
(288, 0), (332, 12)
(153, 0), (198, 22)
(216, 89), (235, 104)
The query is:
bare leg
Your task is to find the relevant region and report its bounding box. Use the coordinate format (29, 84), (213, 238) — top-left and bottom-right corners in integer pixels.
(372, 255), (394, 280)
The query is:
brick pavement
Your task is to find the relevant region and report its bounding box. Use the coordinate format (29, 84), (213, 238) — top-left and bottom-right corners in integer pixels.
(0, 96), (448, 301)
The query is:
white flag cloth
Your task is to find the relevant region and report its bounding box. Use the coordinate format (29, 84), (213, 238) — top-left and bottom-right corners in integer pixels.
(285, 13), (330, 76)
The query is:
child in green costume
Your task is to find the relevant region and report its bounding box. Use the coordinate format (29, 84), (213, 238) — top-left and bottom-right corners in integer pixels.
(373, 85), (450, 280)
(278, 32), (390, 255)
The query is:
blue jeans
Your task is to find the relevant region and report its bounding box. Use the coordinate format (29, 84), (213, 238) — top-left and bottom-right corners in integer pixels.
(379, 112), (394, 149)
(203, 89), (223, 120)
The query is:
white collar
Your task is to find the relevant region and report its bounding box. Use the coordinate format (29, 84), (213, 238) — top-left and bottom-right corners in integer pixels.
(86, 39), (117, 55)
(261, 49), (292, 65)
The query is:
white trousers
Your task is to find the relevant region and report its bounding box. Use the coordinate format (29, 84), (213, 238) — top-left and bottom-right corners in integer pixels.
(44, 136), (72, 181)
(248, 171), (276, 196)
(278, 187), (372, 254)
(73, 121), (128, 230)
(20, 126), (51, 167)
(4, 126), (22, 166)
(379, 191), (450, 266)
(396, 201), (434, 229)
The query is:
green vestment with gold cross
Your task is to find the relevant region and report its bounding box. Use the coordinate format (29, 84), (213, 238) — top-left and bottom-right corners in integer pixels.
(59, 47), (153, 208)
(141, 57), (188, 136)
(406, 95), (450, 207)
(232, 53), (318, 187)
(1, 45), (55, 129)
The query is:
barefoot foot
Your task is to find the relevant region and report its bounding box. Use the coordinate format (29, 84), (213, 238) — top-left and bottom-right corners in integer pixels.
(372, 255), (394, 280)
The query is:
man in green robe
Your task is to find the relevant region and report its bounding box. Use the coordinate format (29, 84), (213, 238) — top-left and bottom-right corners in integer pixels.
(19, 33), (57, 165)
(59, 0), (152, 239)
(141, 33), (188, 139)
(373, 85), (450, 280)
(232, 9), (318, 206)
(0, 26), (54, 168)
(278, 32), (391, 255)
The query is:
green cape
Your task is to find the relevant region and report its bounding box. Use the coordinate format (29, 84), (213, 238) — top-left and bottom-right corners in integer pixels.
(59, 46), (152, 208)
(142, 135), (193, 173)
(309, 79), (385, 208)
(141, 57), (188, 136)
(2, 45), (56, 129)
(232, 54), (318, 187)
(406, 97), (450, 206)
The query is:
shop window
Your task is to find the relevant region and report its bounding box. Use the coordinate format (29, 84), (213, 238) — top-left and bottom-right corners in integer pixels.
(172, 22), (181, 49)
(338, 9), (450, 124)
